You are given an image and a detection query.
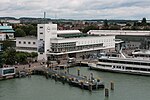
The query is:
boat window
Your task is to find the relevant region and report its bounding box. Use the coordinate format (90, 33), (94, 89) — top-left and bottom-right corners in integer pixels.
(133, 68), (139, 71)
(126, 67), (132, 70)
(3, 68), (15, 75)
(140, 68), (147, 71)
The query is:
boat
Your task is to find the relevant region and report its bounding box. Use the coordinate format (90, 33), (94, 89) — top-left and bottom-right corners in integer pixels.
(88, 56), (150, 76)
(0, 67), (16, 79)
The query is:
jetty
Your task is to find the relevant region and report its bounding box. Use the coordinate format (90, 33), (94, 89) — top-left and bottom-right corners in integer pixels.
(32, 66), (104, 91)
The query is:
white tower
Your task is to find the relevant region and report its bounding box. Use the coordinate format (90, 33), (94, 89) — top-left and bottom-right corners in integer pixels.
(37, 23), (57, 61)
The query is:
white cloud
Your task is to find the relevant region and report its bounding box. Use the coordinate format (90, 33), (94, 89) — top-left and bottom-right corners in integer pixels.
(0, 0), (149, 19)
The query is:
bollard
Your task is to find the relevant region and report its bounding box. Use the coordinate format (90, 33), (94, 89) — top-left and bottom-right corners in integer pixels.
(62, 76), (65, 84)
(67, 68), (69, 74)
(77, 68), (80, 76)
(89, 83), (92, 92)
(110, 81), (114, 90)
(105, 88), (109, 97)
(64, 70), (67, 74)
(80, 81), (84, 89)
(45, 71), (49, 79)
(80, 61), (81, 66)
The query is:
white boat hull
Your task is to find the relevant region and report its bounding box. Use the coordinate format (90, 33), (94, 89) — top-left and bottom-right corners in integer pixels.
(88, 63), (150, 76)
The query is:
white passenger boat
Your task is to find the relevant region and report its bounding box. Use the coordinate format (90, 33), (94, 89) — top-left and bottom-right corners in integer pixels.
(88, 56), (150, 76)
(0, 67), (16, 79)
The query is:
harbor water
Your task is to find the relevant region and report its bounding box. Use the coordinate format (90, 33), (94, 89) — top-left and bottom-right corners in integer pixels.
(1, 67), (150, 100)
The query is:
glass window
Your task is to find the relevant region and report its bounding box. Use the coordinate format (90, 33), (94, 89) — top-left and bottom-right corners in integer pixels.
(3, 69), (15, 75)
(28, 42), (31, 44)
(19, 41), (21, 44)
(23, 41), (26, 44)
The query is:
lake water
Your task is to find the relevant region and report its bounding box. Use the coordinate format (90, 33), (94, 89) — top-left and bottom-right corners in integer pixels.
(1, 67), (150, 100)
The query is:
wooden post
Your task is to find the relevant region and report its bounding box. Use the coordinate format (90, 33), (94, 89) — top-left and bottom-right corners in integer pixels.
(89, 83), (92, 91)
(77, 68), (80, 76)
(110, 81), (114, 90)
(67, 68), (69, 74)
(105, 88), (109, 97)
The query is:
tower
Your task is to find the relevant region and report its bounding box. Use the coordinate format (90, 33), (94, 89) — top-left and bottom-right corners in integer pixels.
(37, 23), (57, 61)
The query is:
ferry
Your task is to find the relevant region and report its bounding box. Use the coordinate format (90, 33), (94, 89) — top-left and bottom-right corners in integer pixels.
(0, 67), (16, 79)
(88, 56), (150, 76)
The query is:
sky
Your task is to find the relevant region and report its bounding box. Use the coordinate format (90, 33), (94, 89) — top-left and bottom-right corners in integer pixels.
(0, 0), (150, 20)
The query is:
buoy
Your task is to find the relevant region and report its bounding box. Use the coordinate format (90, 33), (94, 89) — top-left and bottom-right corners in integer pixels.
(105, 88), (109, 97)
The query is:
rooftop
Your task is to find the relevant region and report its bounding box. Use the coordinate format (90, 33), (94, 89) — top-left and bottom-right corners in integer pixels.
(57, 30), (81, 34)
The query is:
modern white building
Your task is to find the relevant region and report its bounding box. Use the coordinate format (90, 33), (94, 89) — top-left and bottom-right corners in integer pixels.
(16, 36), (37, 53)
(88, 30), (150, 36)
(16, 23), (115, 61)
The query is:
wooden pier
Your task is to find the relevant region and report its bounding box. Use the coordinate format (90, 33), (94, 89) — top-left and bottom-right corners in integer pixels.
(32, 67), (104, 91)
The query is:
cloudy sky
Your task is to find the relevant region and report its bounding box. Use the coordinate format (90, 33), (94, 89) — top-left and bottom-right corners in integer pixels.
(0, 0), (150, 20)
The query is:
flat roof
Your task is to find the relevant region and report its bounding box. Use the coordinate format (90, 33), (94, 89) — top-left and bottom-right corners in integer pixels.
(57, 30), (81, 34)
(0, 26), (13, 30)
(89, 30), (150, 36)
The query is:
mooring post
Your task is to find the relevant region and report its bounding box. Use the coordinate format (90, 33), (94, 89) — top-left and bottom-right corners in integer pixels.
(77, 68), (80, 76)
(105, 88), (109, 97)
(45, 71), (49, 79)
(89, 83), (92, 92)
(110, 81), (114, 90)
(67, 68), (69, 74)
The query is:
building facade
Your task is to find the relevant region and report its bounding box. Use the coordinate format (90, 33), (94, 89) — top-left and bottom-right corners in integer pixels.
(16, 23), (115, 61)
(0, 25), (15, 39)
(16, 36), (37, 53)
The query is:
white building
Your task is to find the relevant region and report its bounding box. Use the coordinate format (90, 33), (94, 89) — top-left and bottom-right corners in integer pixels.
(88, 30), (150, 36)
(16, 23), (115, 61)
(0, 25), (15, 39)
(16, 36), (37, 53)
(0, 32), (6, 41)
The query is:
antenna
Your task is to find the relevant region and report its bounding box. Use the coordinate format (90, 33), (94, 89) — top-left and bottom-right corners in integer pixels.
(44, 12), (46, 24)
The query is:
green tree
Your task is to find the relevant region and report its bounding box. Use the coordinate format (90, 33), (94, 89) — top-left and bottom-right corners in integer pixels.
(2, 48), (16, 65)
(101, 19), (109, 30)
(82, 25), (99, 33)
(29, 29), (37, 36)
(2, 40), (15, 51)
(16, 52), (28, 64)
(15, 28), (26, 37)
(141, 17), (147, 26)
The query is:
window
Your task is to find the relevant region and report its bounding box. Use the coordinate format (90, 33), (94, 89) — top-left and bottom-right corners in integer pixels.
(28, 42), (31, 44)
(33, 42), (36, 44)
(40, 26), (43, 28)
(19, 41), (21, 44)
(40, 32), (43, 34)
(23, 41), (26, 44)
(40, 39), (43, 41)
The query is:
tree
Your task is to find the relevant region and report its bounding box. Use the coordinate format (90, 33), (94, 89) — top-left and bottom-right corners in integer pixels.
(2, 48), (16, 65)
(141, 17), (147, 26)
(2, 40), (15, 51)
(82, 25), (99, 33)
(29, 29), (37, 36)
(15, 28), (26, 37)
(101, 19), (109, 30)
(16, 52), (28, 64)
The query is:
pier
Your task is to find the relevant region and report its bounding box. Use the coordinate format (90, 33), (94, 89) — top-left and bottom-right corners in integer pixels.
(32, 66), (104, 91)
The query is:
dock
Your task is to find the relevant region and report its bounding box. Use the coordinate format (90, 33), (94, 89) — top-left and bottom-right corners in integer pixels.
(32, 66), (104, 91)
